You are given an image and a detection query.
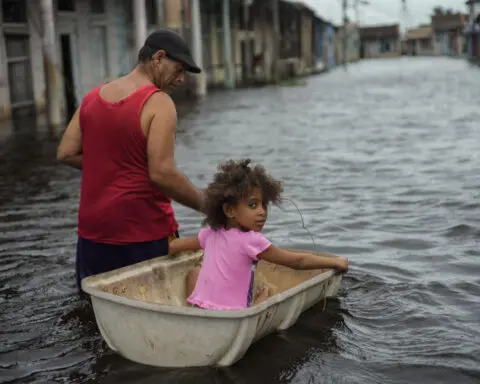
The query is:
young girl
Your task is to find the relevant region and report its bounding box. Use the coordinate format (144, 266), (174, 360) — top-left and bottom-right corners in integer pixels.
(168, 159), (349, 310)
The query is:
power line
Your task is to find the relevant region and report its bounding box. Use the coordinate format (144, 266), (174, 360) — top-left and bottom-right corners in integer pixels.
(336, 0), (402, 25)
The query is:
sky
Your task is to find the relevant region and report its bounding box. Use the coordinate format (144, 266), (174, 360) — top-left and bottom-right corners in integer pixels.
(301, 0), (469, 29)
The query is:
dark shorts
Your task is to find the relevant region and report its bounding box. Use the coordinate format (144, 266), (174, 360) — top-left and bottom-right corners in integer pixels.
(76, 232), (179, 291)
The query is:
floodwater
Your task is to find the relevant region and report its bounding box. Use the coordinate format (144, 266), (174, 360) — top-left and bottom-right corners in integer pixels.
(1, 57), (479, 383)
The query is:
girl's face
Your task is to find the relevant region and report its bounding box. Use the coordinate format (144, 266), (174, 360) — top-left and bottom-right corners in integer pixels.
(224, 188), (268, 232)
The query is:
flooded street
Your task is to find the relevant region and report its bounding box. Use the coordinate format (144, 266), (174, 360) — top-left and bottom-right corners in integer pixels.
(1, 57), (479, 383)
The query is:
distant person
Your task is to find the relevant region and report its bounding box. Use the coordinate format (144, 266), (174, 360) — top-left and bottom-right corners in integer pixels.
(169, 159), (349, 310)
(56, 29), (205, 292)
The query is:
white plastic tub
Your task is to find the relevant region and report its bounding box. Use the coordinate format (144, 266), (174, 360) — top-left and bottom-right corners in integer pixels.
(81, 249), (343, 368)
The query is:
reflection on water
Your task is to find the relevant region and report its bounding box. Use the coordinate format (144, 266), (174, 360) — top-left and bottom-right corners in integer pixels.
(1, 57), (480, 384)
(81, 297), (347, 384)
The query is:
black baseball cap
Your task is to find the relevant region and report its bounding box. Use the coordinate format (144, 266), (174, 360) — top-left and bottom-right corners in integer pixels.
(142, 29), (201, 73)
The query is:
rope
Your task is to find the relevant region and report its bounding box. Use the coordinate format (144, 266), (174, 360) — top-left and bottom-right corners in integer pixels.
(281, 196), (318, 251)
(279, 196), (334, 312)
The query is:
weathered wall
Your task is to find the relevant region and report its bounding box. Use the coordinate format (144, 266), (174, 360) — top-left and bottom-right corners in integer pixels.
(363, 38), (401, 58)
(0, 0), (125, 124)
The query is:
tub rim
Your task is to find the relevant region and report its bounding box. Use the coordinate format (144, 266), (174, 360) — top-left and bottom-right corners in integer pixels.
(81, 266), (339, 319)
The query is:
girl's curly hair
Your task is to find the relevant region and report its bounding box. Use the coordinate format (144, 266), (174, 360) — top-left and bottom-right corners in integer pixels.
(203, 159), (284, 229)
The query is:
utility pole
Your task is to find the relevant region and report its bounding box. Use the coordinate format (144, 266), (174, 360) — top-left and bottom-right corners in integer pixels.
(401, 0), (408, 32)
(342, 0), (348, 67)
(354, 0), (359, 25)
(133, 0), (147, 52)
(400, 0), (407, 54)
(355, 0), (369, 25)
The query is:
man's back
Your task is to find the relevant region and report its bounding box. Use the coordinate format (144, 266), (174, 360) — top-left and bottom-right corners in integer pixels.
(78, 82), (178, 245)
(57, 28), (205, 291)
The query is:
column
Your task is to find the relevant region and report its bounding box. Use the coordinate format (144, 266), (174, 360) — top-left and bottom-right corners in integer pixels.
(133, 0), (147, 52)
(271, 0), (280, 83)
(190, 0), (207, 96)
(243, 0), (252, 83)
(40, 0), (62, 127)
(156, 0), (165, 27)
(163, 0), (180, 32)
(223, 0), (235, 89)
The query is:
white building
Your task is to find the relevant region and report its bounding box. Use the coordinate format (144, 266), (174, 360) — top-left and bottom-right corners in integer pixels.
(0, 0), (204, 130)
(2, 0), (128, 124)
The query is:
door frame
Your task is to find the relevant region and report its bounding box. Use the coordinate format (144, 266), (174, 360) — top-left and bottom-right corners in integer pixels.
(3, 28), (36, 115)
(56, 22), (82, 113)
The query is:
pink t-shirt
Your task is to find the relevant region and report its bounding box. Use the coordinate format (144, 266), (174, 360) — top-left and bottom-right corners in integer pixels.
(187, 227), (272, 310)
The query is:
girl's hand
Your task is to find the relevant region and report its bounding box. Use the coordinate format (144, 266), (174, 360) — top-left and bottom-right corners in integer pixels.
(333, 256), (349, 272)
(258, 245), (349, 272)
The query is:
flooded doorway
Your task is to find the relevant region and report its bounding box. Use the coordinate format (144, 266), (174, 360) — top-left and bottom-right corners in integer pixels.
(241, 39), (254, 83)
(59, 34), (76, 121)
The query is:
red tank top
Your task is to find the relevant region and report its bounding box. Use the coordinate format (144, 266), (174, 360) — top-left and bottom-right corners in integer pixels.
(77, 83), (178, 244)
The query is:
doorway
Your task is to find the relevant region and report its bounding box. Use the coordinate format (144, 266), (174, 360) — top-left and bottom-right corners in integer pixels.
(60, 34), (76, 120)
(240, 39), (255, 84)
(360, 41), (365, 59)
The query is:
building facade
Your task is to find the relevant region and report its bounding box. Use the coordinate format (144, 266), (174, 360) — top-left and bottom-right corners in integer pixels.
(0, 0), (168, 125)
(359, 24), (401, 59)
(405, 26), (435, 56)
(431, 12), (467, 56)
(465, 0), (480, 61)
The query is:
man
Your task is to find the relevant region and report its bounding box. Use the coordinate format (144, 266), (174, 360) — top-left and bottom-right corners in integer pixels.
(57, 29), (205, 291)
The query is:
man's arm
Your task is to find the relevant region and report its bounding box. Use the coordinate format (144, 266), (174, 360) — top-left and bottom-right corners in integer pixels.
(57, 108), (82, 170)
(146, 93), (204, 213)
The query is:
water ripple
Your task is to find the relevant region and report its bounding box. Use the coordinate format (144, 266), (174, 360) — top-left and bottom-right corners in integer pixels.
(1, 57), (479, 383)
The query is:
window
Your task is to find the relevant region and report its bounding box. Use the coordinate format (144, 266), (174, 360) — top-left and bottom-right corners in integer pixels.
(2, 0), (27, 23)
(5, 34), (34, 107)
(380, 40), (391, 53)
(57, 0), (75, 12)
(90, 0), (105, 14)
(420, 39), (431, 50)
(5, 34), (29, 58)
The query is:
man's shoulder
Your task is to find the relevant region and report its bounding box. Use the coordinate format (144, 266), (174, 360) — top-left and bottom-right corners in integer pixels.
(148, 90), (175, 106)
(145, 91), (177, 116)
